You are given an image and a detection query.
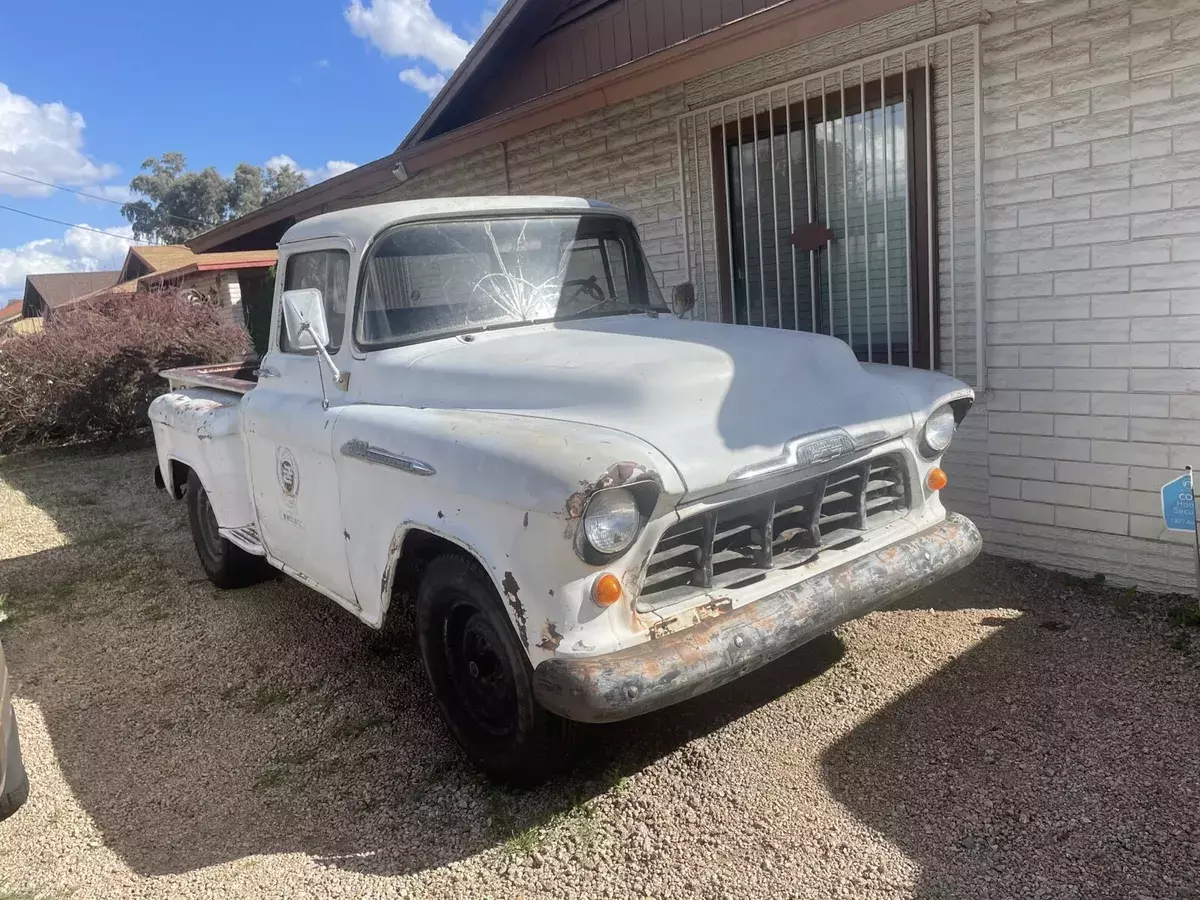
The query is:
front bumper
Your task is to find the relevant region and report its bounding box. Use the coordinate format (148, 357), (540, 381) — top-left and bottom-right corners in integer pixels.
(534, 512), (982, 723)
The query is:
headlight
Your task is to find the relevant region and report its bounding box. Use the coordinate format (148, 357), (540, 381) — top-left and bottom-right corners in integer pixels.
(583, 488), (641, 556)
(921, 404), (957, 457)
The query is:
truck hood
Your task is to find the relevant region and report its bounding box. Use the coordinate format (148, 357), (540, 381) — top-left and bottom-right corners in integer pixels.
(396, 316), (917, 493)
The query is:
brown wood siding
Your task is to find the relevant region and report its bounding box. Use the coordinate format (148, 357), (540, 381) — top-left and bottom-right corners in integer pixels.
(473, 0), (795, 119)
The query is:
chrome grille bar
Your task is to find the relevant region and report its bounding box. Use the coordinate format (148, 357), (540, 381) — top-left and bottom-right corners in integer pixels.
(639, 455), (910, 611)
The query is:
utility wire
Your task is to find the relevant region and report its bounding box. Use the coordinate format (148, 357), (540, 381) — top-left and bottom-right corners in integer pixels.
(0, 203), (151, 243)
(0, 167), (211, 229)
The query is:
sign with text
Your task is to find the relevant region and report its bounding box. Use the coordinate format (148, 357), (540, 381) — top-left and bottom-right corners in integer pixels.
(1161, 473), (1196, 533)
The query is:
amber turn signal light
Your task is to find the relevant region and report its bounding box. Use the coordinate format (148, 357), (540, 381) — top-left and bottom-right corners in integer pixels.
(592, 572), (623, 607)
(927, 467), (948, 491)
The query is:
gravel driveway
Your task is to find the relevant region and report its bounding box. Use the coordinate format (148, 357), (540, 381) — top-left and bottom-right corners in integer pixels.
(0, 446), (1198, 900)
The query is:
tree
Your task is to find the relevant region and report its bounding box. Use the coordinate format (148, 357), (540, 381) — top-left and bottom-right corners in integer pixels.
(227, 163), (264, 218)
(121, 153), (310, 244)
(264, 163), (308, 205)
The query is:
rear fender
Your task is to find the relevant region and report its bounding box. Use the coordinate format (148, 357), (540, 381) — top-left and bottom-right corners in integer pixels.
(149, 390), (255, 529)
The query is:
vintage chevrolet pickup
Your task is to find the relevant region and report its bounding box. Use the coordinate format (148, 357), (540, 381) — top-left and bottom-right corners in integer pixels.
(150, 196), (981, 782)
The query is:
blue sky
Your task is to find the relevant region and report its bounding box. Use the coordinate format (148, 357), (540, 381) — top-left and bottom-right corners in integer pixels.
(0, 0), (497, 298)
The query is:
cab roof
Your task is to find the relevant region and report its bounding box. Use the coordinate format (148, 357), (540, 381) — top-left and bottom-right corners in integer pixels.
(279, 196), (624, 251)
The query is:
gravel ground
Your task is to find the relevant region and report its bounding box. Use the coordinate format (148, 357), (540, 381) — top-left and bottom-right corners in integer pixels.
(1, 445), (1199, 900)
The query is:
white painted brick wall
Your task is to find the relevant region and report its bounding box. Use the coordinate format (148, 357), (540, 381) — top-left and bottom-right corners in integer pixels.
(979, 0), (1200, 590)
(339, 0), (1200, 590)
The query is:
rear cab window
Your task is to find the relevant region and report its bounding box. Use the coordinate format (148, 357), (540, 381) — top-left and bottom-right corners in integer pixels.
(279, 249), (351, 353)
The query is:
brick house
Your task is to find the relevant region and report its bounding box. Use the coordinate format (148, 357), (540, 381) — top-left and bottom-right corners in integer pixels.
(190, 0), (1200, 591)
(69, 245), (277, 330)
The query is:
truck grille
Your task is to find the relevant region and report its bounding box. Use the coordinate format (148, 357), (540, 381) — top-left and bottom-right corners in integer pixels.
(638, 455), (910, 611)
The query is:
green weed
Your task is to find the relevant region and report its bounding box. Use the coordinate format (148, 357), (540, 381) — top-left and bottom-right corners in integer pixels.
(331, 714), (386, 741)
(1167, 603), (1200, 629)
(501, 825), (541, 858)
(251, 685), (294, 712)
(253, 766), (289, 792)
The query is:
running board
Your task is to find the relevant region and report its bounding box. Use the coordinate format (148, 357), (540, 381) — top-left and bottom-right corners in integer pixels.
(221, 524), (266, 556)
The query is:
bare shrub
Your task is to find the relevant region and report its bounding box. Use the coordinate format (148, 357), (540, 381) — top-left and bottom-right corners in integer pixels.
(0, 290), (249, 452)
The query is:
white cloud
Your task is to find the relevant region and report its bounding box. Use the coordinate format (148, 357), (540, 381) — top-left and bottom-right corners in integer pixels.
(0, 82), (120, 198)
(399, 67), (447, 97)
(320, 160), (359, 180)
(468, 0), (502, 40)
(265, 155), (359, 184)
(0, 224), (133, 296)
(63, 223), (135, 263)
(346, 0), (472, 73)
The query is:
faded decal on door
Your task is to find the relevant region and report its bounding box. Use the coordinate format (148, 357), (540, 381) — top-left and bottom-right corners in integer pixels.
(276, 446), (303, 526)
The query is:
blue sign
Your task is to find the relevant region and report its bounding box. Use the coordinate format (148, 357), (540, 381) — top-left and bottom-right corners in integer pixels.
(1162, 473), (1196, 533)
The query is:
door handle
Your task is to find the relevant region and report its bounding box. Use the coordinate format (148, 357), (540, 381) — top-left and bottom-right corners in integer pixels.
(256, 366), (280, 379)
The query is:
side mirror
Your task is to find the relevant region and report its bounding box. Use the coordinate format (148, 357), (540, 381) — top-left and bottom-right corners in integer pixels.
(671, 282), (696, 319)
(281, 288), (330, 350)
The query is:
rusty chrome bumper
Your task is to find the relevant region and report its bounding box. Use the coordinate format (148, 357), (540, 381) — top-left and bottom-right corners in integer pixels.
(533, 512), (982, 724)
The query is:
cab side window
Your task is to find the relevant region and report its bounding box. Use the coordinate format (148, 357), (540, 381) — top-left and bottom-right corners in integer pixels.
(279, 250), (350, 353)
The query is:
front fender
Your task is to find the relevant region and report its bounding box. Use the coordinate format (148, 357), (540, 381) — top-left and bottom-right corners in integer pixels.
(332, 406), (686, 662)
(859, 363), (974, 423)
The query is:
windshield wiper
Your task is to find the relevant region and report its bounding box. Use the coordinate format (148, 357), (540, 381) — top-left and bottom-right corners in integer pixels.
(553, 303), (663, 323)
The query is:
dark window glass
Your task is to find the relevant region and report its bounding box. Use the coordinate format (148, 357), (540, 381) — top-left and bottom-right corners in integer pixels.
(280, 249), (350, 353)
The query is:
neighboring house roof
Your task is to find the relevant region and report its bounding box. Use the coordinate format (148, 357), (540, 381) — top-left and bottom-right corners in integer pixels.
(123, 245), (198, 277)
(0, 300), (23, 323)
(23, 271), (121, 315)
(137, 250), (277, 288)
(70, 244), (202, 305)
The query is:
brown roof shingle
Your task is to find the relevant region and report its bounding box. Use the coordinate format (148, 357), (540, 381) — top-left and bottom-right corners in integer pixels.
(0, 299), (23, 323)
(25, 271), (122, 311)
(127, 245), (197, 273)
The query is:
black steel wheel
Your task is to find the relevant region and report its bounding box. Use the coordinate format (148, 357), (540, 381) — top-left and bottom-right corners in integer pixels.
(185, 470), (268, 589)
(416, 555), (566, 784)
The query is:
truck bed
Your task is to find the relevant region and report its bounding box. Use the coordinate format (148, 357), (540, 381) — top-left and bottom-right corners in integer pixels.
(161, 361), (259, 395)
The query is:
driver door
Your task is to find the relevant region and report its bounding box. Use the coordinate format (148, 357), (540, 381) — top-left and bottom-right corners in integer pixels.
(242, 242), (358, 606)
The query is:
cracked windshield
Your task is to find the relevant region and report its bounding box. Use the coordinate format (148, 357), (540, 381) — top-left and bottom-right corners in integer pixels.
(357, 214), (667, 346)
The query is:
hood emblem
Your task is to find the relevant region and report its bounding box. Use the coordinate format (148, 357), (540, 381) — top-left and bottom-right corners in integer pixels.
(728, 428), (856, 482)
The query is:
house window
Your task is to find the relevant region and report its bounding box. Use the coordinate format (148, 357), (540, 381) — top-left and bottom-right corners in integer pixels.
(710, 69), (936, 368)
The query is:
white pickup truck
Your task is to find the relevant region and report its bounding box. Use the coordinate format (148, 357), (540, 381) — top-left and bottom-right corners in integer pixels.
(150, 196), (981, 782)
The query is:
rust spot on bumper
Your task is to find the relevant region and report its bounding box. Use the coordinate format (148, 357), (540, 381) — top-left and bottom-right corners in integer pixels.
(533, 513), (983, 724)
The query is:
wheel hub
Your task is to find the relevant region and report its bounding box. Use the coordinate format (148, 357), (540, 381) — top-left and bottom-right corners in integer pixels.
(444, 603), (518, 735)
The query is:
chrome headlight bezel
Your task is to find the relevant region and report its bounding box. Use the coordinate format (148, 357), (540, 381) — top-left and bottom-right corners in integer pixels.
(919, 402), (963, 459)
(575, 482), (660, 564)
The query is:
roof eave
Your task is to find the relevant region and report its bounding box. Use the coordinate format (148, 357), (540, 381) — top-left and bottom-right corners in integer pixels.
(396, 0), (532, 151)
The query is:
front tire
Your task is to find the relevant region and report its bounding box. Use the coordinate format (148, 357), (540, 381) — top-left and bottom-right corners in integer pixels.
(186, 470), (267, 589)
(0, 712), (27, 822)
(416, 555), (566, 785)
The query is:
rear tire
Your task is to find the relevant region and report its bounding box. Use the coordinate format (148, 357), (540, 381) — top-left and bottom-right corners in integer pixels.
(416, 555), (567, 785)
(0, 775), (28, 821)
(186, 470), (268, 590)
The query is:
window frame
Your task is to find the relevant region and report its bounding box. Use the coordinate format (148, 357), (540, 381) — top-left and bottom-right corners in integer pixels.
(709, 67), (938, 369)
(276, 246), (353, 356)
(350, 211), (664, 353)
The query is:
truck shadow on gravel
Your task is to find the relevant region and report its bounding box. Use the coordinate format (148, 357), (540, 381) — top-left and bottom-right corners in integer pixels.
(822, 558), (1200, 900)
(0, 447), (845, 878)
